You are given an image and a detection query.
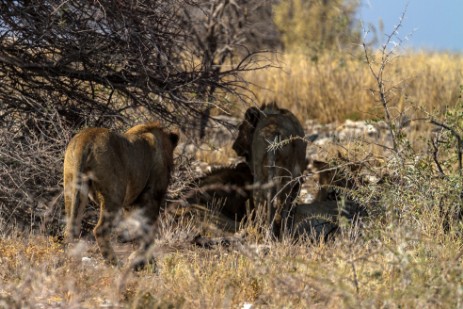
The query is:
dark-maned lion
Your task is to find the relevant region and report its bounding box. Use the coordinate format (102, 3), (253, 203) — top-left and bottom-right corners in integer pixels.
(233, 102), (307, 238)
(63, 122), (179, 265)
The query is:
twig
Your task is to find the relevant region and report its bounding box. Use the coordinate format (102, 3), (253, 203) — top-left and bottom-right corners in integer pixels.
(361, 7), (409, 158)
(430, 118), (463, 177)
(430, 131), (446, 177)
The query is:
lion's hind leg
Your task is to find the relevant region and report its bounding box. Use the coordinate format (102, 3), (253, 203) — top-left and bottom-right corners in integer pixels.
(64, 172), (89, 242)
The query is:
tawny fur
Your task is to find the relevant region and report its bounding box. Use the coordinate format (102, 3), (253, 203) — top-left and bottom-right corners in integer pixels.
(63, 122), (178, 265)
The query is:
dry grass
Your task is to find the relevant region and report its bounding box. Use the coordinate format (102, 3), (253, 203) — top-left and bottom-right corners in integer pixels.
(2, 222), (463, 308)
(243, 51), (463, 123)
(2, 50), (463, 308)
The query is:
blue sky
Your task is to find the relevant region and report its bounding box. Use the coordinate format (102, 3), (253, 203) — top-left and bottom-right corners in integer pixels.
(358, 0), (463, 52)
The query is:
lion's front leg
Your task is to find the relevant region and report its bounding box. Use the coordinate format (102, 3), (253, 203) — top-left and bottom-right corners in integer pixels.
(282, 179), (301, 237)
(129, 190), (163, 270)
(94, 199), (119, 266)
(270, 202), (282, 240)
(140, 200), (162, 248)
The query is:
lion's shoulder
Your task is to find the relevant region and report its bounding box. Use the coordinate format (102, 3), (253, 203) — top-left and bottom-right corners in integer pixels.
(124, 122), (161, 135)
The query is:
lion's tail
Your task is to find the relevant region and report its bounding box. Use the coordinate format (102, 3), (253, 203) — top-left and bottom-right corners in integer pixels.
(64, 144), (91, 241)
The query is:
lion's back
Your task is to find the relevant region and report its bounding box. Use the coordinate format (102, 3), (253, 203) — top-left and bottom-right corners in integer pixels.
(64, 128), (129, 175)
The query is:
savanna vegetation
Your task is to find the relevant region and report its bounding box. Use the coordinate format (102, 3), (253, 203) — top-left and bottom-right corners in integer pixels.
(1, 0), (463, 308)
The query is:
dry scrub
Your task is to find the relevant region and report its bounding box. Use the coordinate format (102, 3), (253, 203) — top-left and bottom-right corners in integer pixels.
(2, 222), (463, 308)
(243, 52), (463, 123)
(2, 49), (463, 308)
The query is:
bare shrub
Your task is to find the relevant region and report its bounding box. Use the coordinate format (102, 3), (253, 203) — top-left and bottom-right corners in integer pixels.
(0, 0), (273, 234)
(0, 108), (70, 235)
(359, 9), (463, 237)
(0, 0), (271, 137)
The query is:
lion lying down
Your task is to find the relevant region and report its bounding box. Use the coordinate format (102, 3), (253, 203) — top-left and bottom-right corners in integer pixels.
(63, 122), (178, 266)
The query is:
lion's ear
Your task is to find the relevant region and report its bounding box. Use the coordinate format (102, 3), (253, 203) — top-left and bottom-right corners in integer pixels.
(169, 132), (179, 147)
(268, 100), (278, 109)
(311, 160), (329, 171)
(244, 106), (261, 128)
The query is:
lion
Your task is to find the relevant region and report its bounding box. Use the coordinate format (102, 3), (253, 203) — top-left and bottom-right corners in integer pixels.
(291, 158), (367, 242)
(308, 157), (368, 218)
(233, 102), (307, 239)
(179, 162), (254, 222)
(63, 122), (179, 265)
(293, 201), (340, 242)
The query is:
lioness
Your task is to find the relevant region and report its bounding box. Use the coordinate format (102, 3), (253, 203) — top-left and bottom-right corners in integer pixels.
(164, 162), (254, 234)
(310, 158), (368, 218)
(233, 102), (307, 239)
(63, 122), (178, 265)
(177, 162), (254, 222)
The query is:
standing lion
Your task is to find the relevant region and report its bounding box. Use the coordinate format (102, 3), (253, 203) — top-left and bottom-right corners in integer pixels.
(63, 122), (178, 266)
(233, 102), (307, 239)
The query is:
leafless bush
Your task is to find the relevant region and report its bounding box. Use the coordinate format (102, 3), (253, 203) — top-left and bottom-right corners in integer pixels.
(0, 107), (70, 234)
(360, 9), (463, 234)
(0, 0), (272, 137)
(0, 0), (277, 234)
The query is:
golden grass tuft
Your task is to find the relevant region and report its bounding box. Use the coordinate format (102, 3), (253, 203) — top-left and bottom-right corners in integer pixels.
(2, 225), (463, 308)
(243, 51), (463, 123)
